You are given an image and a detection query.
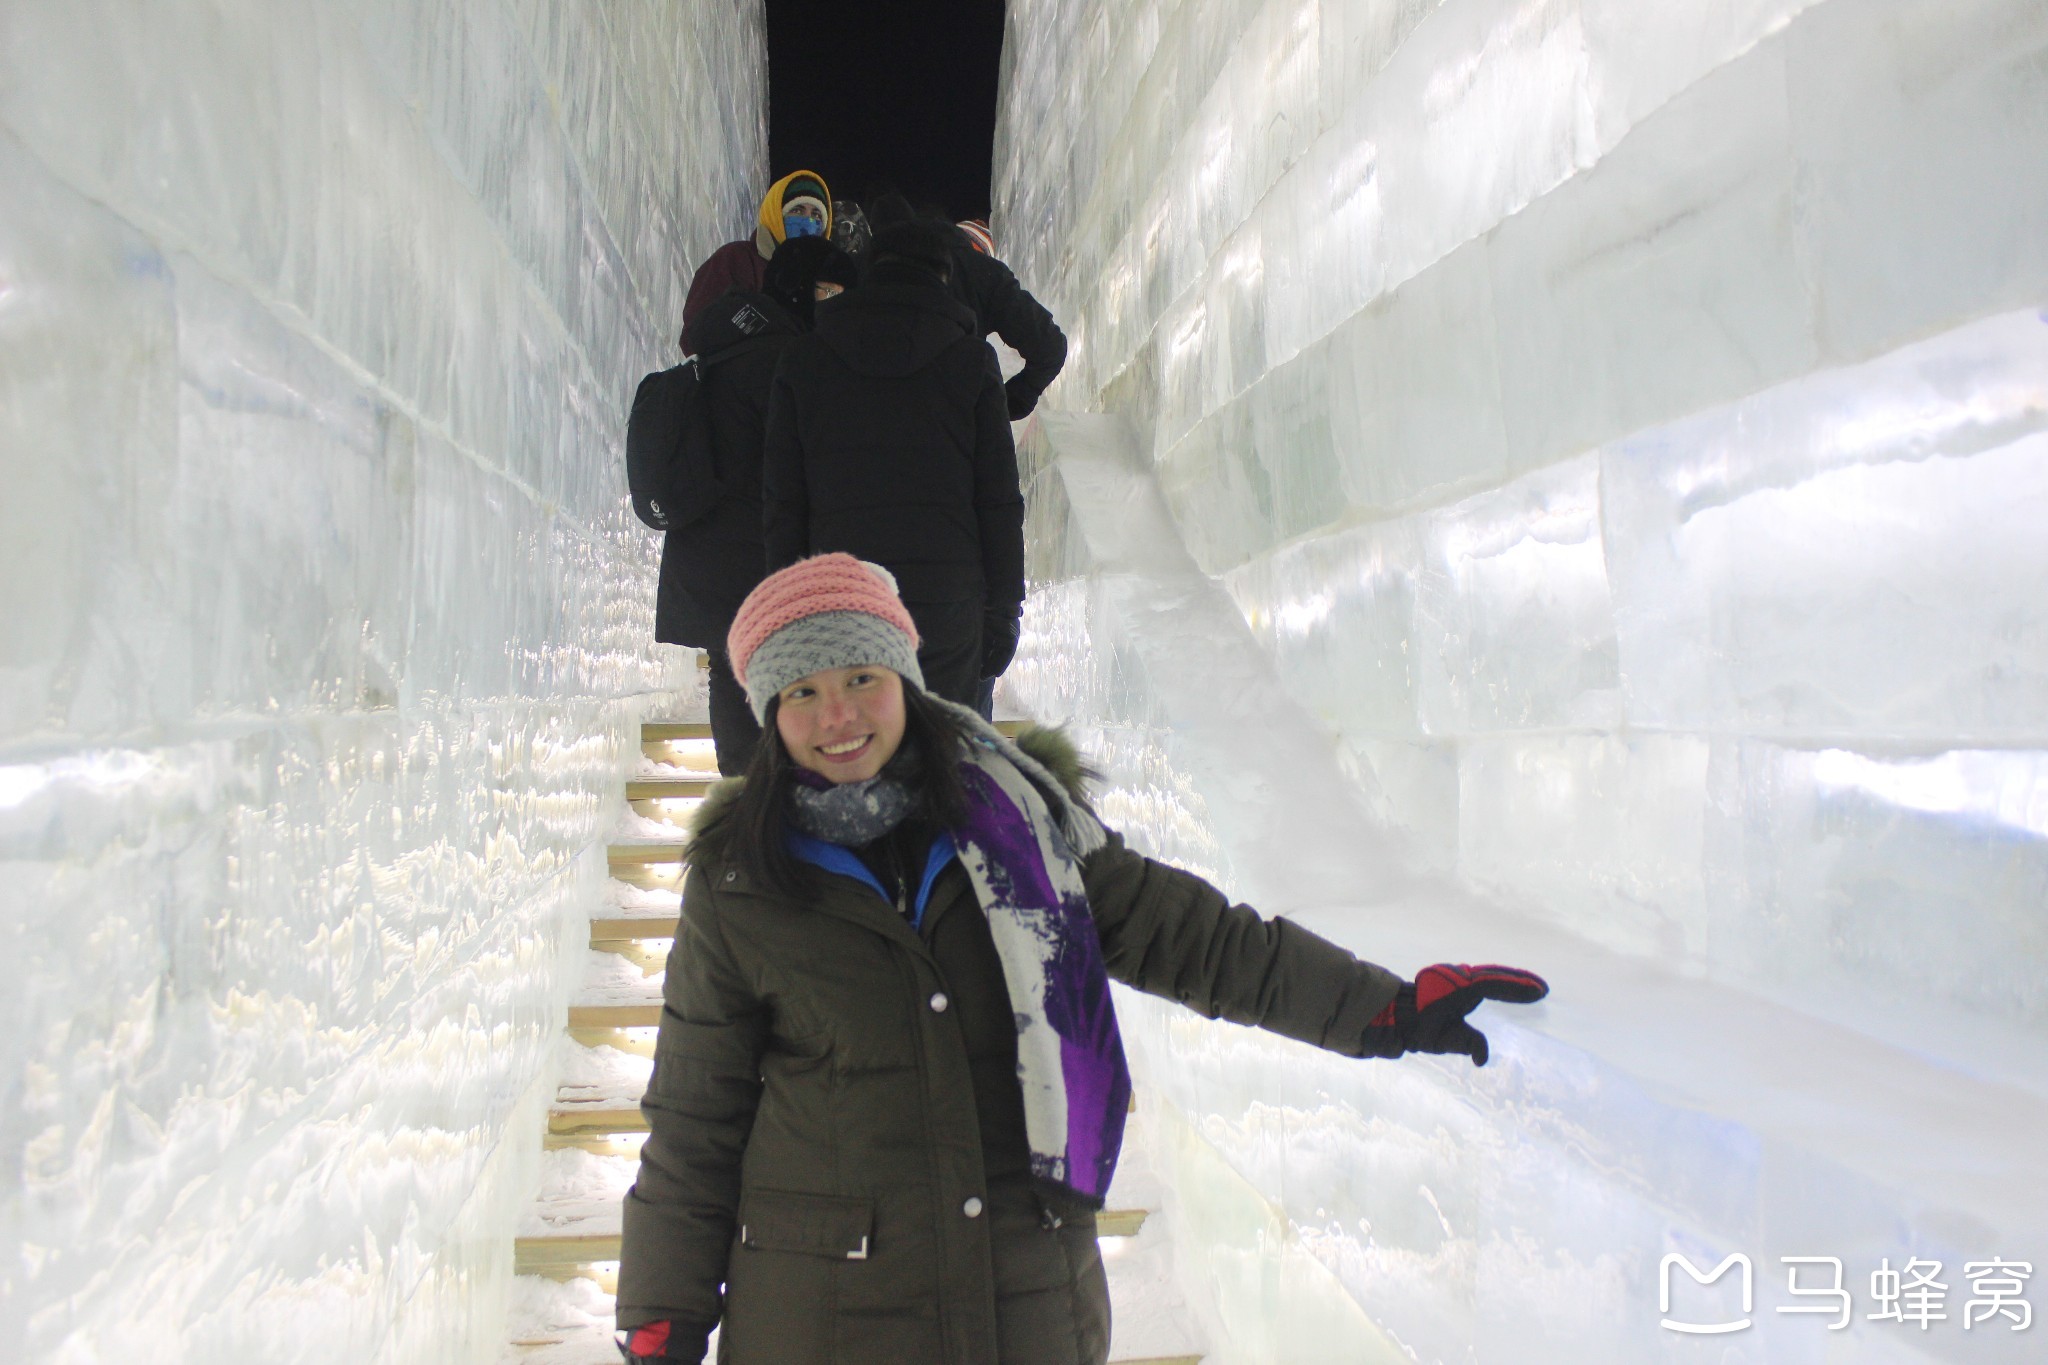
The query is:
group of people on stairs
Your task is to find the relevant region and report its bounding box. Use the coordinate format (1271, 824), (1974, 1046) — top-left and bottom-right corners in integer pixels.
(617, 177), (1550, 1365)
(636, 171), (1067, 778)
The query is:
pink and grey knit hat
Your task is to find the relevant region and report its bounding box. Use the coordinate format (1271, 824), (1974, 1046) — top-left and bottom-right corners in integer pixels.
(727, 554), (925, 721)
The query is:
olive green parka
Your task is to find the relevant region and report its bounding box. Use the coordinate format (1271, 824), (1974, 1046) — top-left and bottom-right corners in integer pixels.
(617, 726), (1402, 1364)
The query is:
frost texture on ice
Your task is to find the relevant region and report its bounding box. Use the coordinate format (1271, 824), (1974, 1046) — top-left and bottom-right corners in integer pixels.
(994, 0), (2048, 1359)
(0, 4), (758, 1361)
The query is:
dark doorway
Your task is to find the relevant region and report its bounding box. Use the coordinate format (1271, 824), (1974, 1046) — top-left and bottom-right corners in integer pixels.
(765, 0), (1007, 222)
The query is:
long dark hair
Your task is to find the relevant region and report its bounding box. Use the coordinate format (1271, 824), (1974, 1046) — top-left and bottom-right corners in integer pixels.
(728, 683), (972, 898)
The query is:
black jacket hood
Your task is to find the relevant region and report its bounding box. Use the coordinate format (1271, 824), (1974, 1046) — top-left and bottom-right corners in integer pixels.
(813, 280), (979, 378)
(683, 290), (800, 361)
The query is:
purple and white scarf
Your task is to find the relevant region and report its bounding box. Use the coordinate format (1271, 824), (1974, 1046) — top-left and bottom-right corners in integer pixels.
(937, 701), (1132, 1206)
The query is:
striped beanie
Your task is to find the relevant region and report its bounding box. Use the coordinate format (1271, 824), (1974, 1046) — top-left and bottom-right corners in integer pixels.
(727, 555), (924, 721)
(957, 219), (996, 256)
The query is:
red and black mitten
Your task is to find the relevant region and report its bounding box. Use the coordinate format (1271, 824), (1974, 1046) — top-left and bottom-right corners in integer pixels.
(619, 1321), (712, 1363)
(1362, 964), (1549, 1066)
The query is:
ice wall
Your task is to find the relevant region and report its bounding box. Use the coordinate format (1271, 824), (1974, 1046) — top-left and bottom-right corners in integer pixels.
(995, 0), (2048, 1359)
(0, 5), (762, 1360)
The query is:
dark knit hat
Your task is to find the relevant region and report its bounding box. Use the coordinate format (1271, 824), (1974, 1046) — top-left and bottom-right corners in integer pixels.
(869, 220), (957, 282)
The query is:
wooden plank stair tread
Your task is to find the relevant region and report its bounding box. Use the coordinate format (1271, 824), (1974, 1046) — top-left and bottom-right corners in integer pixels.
(516, 1208), (1148, 1274)
(568, 1003), (662, 1029)
(568, 1027), (656, 1054)
(608, 843), (689, 863)
(626, 777), (716, 799)
(590, 916), (680, 942)
(549, 1104), (647, 1134)
(642, 721), (715, 741)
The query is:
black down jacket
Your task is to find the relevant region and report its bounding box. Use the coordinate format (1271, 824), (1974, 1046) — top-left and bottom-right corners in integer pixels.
(948, 245), (1067, 420)
(763, 274), (1025, 611)
(616, 726), (1406, 1364)
(655, 294), (804, 647)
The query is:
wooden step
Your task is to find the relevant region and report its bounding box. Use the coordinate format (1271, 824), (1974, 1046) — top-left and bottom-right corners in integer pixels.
(568, 1026), (656, 1055)
(594, 941), (669, 974)
(608, 843), (688, 889)
(549, 1104), (646, 1136)
(516, 1233), (623, 1281)
(536, 1088), (1130, 1146)
(568, 1003), (662, 1029)
(515, 1207), (1149, 1278)
(543, 1131), (645, 1156)
(643, 721), (715, 741)
(1095, 1207), (1148, 1238)
(625, 776), (716, 800)
(590, 915), (680, 943)
(609, 843), (689, 864)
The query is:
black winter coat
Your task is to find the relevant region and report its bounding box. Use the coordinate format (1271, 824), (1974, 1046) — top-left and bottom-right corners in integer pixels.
(763, 278), (1025, 610)
(616, 727), (1405, 1364)
(948, 246), (1068, 420)
(656, 294), (803, 646)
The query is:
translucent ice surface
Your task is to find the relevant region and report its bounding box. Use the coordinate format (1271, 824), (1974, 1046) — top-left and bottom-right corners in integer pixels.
(0, 4), (758, 1361)
(994, 0), (2048, 1358)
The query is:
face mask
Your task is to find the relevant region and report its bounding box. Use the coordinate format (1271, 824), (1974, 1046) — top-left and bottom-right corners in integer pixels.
(783, 212), (824, 239)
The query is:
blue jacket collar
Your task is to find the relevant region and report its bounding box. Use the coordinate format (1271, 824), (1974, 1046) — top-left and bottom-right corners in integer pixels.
(786, 829), (957, 932)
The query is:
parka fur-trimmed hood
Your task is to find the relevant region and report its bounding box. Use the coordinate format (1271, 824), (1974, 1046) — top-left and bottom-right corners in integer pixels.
(683, 723), (1093, 873)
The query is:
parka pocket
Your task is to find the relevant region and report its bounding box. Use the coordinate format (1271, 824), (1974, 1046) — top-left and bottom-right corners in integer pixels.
(736, 1187), (875, 1259)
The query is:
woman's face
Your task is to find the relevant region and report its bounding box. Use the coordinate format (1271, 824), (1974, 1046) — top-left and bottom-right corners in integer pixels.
(775, 666), (906, 784)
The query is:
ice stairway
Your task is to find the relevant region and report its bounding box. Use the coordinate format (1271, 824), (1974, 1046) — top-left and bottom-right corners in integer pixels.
(503, 720), (1201, 1364)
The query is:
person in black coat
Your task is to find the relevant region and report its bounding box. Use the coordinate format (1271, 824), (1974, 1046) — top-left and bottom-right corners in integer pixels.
(657, 238), (860, 773)
(762, 220), (1026, 707)
(866, 195), (1068, 420)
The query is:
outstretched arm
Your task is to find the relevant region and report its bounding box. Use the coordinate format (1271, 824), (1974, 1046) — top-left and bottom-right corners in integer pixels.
(1082, 829), (1402, 1054)
(1083, 830), (1547, 1063)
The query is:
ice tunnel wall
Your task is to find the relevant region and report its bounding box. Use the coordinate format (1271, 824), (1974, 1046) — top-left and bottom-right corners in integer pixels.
(993, 0), (2048, 1359)
(0, 5), (762, 1360)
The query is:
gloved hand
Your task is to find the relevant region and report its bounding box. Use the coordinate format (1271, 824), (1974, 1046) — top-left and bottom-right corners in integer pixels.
(632, 491), (671, 531)
(980, 607), (1023, 678)
(1360, 963), (1548, 1066)
(617, 1320), (711, 1362)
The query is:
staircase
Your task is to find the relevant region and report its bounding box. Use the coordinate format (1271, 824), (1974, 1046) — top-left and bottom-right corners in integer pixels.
(501, 718), (1203, 1364)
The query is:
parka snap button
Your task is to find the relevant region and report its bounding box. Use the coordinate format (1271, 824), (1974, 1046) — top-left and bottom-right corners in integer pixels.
(929, 992), (950, 1013)
(723, 870), (736, 883)
(962, 1197), (984, 1218)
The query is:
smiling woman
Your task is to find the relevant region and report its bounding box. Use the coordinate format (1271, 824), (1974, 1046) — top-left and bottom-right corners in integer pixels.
(611, 554), (1548, 1364)
(776, 666), (906, 782)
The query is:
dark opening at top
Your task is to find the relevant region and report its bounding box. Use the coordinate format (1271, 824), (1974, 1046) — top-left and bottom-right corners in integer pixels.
(765, 0), (1007, 223)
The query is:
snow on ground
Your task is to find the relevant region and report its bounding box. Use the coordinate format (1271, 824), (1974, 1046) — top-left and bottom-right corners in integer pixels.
(1102, 1108), (1207, 1362)
(636, 736), (719, 777)
(575, 949), (663, 1006)
(601, 879), (681, 917)
(502, 1275), (723, 1365)
(610, 807), (693, 843)
(555, 1040), (652, 1111)
(501, 1274), (623, 1364)
(521, 1148), (636, 1238)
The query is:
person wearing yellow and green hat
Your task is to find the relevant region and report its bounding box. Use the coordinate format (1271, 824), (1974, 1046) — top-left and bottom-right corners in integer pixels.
(681, 170), (836, 346)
